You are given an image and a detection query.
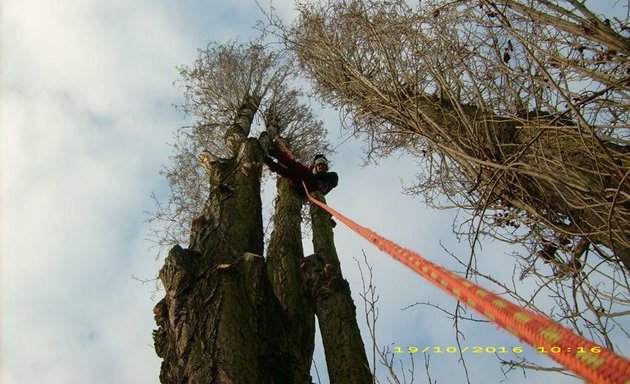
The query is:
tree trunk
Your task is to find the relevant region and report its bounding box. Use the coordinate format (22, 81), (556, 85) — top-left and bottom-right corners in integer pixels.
(153, 97), (372, 383)
(303, 192), (373, 384)
(266, 179), (316, 383)
(154, 99), (296, 383)
(153, 244), (294, 384)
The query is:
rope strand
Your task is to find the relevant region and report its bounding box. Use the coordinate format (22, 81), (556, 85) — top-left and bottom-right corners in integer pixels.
(304, 185), (630, 383)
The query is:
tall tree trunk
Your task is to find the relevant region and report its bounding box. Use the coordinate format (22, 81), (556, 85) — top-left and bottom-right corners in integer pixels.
(153, 99), (295, 383)
(153, 97), (372, 383)
(303, 192), (373, 384)
(266, 179), (316, 383)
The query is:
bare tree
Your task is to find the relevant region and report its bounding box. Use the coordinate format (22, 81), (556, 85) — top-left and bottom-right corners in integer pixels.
(275, 0), (629, 381)
(147, 41), (324, 250)
(151, 39), (373, 383)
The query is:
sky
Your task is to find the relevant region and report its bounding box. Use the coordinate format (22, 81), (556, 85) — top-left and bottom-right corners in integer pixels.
(1, 1), (627, 383)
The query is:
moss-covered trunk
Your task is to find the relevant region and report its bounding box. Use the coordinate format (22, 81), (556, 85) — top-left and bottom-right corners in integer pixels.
(304, 192), (373, 384)
(266, 179), (316, 383)
(153, 99), (296, 384)
(154, 244), (293, 384)
(153, 97), (372, 383)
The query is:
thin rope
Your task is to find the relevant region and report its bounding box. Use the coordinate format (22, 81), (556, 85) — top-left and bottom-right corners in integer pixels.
(328, 132), (355, 154)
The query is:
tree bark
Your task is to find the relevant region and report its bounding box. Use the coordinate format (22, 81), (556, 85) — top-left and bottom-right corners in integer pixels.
(266, 179), (316, 383)
(153, 245), (294, 384)
(303, 192), (373, 384)
(154, 100), (296, 383)
(154, 97), (372, 383)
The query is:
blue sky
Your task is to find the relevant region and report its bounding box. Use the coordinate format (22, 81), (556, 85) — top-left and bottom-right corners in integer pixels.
(1, 1), (626, 383)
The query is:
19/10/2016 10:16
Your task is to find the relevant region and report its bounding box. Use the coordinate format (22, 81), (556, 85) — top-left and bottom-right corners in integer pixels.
(393, 346), (524, 354)
(394, 346), (603, 354)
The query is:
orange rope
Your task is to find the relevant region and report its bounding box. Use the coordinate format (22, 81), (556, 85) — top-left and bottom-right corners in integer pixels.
(305, 188), (630, 383)
(275, 135), (297, 161)
(274, 134), (630, 383)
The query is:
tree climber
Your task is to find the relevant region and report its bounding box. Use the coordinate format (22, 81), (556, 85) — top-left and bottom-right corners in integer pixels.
(264, 146), (339, 198)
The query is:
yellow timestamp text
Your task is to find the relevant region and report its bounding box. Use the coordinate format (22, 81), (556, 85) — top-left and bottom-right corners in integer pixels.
(394, 346), (524, 354)
(394, 346), (604, 354)
(537, 346), (602, 354)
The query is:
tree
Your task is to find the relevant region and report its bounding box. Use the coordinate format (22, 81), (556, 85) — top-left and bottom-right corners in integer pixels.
(151, 40), (372, 383)
(281, 0), (629, 379)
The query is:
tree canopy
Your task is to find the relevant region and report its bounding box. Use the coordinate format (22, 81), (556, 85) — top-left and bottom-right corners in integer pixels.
(148, 41), (330, 250)
(280, 0), (629, 370)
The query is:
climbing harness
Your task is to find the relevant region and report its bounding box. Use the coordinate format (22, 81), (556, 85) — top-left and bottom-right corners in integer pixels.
(275, 135), (630, 383)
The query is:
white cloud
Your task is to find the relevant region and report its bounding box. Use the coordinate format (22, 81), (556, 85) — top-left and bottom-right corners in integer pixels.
(1, 0), (192, 383)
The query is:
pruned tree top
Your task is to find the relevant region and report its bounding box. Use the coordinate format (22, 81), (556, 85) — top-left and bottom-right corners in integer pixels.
(177, 41), (327, 159)
(148, 39), (331, 251)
